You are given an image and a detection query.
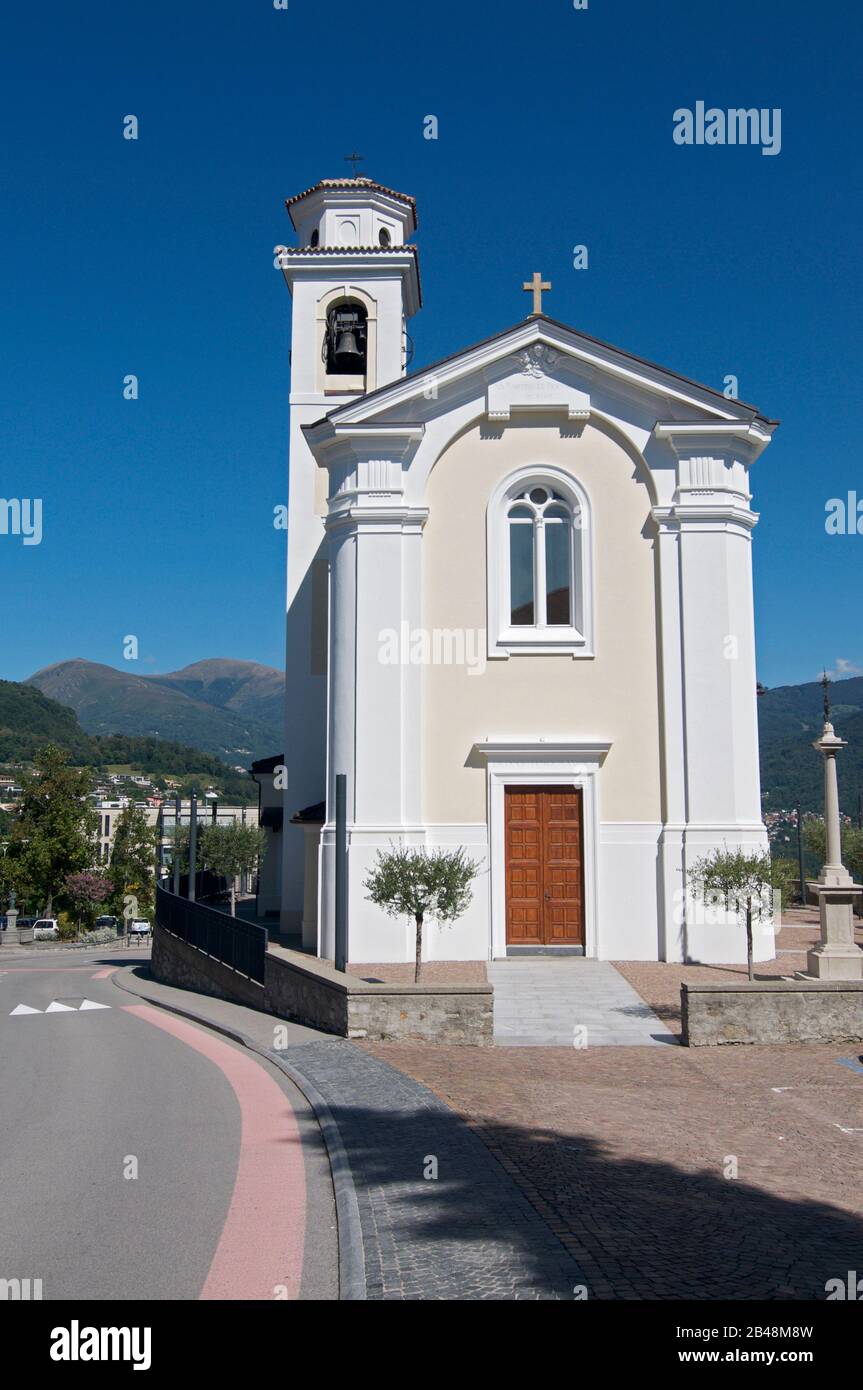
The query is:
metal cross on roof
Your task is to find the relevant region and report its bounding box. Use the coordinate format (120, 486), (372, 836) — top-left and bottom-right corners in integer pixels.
(523, 271), (552, 316)
(344, 151), (365, 176)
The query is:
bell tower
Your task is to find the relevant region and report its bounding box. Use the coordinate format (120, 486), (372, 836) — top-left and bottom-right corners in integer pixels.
(276, 176), (421, 935)
(278, 175), (420, 397)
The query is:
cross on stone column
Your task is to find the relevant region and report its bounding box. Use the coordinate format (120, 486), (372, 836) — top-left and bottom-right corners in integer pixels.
(523, 272), (552, 316)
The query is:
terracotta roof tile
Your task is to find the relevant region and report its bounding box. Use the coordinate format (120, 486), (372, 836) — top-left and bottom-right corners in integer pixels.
(285, 176), (416, 211)
(276, 244), (419, 257)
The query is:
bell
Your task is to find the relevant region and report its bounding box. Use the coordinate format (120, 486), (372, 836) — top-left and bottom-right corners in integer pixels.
(333, 328), (364, 371)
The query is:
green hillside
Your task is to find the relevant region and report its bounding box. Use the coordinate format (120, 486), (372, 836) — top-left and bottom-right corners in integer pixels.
(758, 677), (863, 815)
(0, 680), (256, 803)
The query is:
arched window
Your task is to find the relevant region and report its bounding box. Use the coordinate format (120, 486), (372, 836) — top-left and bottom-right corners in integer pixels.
(487, 468), (593, 658)
(507, 486), (574, 628)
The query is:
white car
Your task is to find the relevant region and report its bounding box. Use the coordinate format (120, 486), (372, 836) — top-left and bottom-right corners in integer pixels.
(33, 918), (60, 939)
(127, 918), (152, 938)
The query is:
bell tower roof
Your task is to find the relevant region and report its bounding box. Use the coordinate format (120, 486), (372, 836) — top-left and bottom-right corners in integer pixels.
(285, 176), (418, 235)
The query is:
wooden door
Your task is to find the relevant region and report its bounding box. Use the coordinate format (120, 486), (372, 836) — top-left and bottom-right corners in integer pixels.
(505, 786), (584, 946)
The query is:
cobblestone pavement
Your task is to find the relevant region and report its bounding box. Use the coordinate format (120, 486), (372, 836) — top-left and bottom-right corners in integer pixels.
(285, 1039), (584, 1299)
(361, 1039), (863, 1299)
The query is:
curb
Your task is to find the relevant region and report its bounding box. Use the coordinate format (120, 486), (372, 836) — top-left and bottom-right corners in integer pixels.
(111, 965), (366, 1302)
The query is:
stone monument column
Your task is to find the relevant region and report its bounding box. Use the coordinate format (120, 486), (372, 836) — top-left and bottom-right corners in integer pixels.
(801, 706), (863, 981)
(2, 889), (26, 946)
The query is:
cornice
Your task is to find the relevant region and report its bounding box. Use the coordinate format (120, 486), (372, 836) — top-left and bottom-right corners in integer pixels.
(652, 503), (760, 533)
(654, 420), (775, 464)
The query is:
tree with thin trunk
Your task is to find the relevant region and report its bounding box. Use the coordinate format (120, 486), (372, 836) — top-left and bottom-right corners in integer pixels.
(687, 848), (780, 981)
(5, 744), (98, 916)
(108, 804), (158, 917)
(364, 846), (481, 983)
(198, 822), (267, 915)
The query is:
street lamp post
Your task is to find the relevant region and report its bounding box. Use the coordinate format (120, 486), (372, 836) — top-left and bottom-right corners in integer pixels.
(172, 795), (181, 896)
(188, 794), (198, 904)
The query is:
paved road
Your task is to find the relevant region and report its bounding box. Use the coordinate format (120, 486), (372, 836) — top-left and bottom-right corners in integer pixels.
(0, 949), (337, 1301)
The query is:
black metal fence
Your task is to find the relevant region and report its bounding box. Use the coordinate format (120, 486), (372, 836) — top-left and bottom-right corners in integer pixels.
(155, 885), (267, 985)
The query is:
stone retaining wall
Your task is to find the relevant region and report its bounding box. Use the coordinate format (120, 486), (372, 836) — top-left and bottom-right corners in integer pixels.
(151, 926), (265, 1010)
(152, 925), (493, 1044)
(682, 978), (863, 1046)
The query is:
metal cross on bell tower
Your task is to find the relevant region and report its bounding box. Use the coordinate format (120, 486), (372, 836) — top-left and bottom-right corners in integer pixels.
(344, 151), (365, 176)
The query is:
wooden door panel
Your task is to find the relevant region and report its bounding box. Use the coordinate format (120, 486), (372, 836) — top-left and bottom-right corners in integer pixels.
(505, 786), (584, 946)
(505, 790), (543, 946)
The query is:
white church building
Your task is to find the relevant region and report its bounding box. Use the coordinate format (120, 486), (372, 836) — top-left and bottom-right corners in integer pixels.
(265, 174), (778, 966)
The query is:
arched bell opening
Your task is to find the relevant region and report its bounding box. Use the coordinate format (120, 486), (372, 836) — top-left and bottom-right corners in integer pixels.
(324, 301), (368, 377)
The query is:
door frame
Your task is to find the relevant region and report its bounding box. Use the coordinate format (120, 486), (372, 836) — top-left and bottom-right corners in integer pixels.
(476, 740), (611, 961)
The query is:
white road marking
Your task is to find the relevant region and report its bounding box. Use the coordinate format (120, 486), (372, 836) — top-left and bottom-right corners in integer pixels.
(11, 999), (113, 1015)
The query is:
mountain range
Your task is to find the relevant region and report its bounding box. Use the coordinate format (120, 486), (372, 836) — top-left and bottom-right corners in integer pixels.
(16, 658), (863, 817)
(27, 659), (284, 763)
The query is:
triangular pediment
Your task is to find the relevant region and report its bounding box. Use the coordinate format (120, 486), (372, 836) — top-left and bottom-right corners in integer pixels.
(317, 315), (777, 437)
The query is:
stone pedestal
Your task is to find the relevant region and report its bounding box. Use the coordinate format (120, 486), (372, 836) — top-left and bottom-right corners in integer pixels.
(802, 882), (863, 981)
(1, 908), (32, 947)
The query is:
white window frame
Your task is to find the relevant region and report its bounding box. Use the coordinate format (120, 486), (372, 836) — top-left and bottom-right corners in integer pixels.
(486, 464), (594, 658)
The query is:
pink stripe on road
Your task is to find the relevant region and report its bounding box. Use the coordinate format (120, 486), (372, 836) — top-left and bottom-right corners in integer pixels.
(123, 1003), (306, 1300)
(91, 966), (118, 979)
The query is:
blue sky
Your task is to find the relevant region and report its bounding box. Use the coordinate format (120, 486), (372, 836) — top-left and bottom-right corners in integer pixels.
(1, 0), (860, 689)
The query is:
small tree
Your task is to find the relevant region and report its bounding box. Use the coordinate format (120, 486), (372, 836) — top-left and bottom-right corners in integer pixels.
(63, 871), (111, 932)
(198, 822), (267, 916)
(364, 846), (481, 983)
(109, 805), (158, 917)
(687, 848), (778, 981)
(6, 745), (98, 915)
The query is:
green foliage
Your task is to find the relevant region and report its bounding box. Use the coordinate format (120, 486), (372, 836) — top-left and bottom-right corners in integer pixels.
(5, 746), (98, 914)
(57, 911), (76, 941)
(108, 805), (158, 916)
(803, 817), (863, 881)
(688, 848), (775, 916)
(364, 846), (482, 982)
(0, 679), (257, 802)
(769, 857), (800, 913)
(687, 847), (778, 981)
(198, 822), (267, 914)
(0, 680), (93, 762)
(759, 676), (863, 815)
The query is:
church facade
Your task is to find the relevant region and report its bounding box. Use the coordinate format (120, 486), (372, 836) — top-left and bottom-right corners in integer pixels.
(270, 175), (778, 966)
